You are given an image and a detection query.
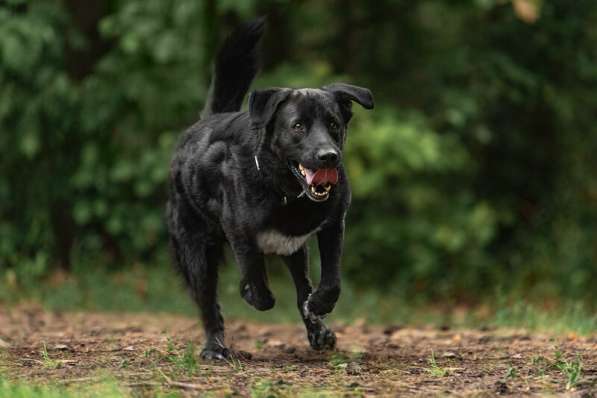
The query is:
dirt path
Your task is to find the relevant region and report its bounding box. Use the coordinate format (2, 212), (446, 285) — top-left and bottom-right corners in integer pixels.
(0, 308), (595, 397)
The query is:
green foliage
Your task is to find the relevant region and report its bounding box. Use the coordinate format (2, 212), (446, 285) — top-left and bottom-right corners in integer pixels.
(0, 0), (595, 305)
(554, 351), (583, 390)
(166, 341), (199, 376)
(344, 109), (498, 295)
(426, 351), (449, 377)
(0, 376), (127, 398)
(530, 350), (584, 390)
(40, 343), (60, 370)
(505, 365), (518, 379)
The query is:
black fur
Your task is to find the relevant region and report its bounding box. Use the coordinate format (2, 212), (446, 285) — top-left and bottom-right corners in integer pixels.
(201, 18), (265, 118)
(167, 18), (373, 360)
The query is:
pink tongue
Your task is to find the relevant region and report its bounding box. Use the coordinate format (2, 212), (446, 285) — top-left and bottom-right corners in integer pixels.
(304, 167), (339, 186)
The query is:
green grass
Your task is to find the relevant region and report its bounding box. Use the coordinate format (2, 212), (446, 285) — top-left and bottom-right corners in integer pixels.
(327, 351), (364, 371)
(39, 343), (60, 370)
(0, 264), (595, 335)
(554, 351), (583, 390)
(166, 341), (198, 376)
(505, 365), (518, 379)
(0, 372), (344, 398)
(425, 351), (449, 377)
(530, 354), (550, 377)
(491, 299), (597, 335)
(528, 351), (585, 390)
(0, 377), (129, 398)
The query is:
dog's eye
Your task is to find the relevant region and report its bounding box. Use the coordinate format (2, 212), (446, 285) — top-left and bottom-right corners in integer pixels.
(292, 122), (304, 132)
(329, 121), (339, 130)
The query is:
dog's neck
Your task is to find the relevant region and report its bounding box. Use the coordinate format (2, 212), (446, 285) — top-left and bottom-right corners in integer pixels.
(249, 150), (304, 205)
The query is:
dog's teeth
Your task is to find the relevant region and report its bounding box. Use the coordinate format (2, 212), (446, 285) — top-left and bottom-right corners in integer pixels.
(324, 184), (332, 192)
(309, 185), (329, 198)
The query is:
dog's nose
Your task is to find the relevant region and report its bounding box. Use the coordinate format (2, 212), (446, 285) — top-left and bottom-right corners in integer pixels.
(317, 148), (339, 165)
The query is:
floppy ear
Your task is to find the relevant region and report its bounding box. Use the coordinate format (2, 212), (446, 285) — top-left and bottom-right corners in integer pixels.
(248, 88), (291, 128)
(323, 83), (374, 109)
(322, 83), (374, 123)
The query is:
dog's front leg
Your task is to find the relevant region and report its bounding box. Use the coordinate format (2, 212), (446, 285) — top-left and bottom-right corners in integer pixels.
(283, 246), (336, 350)
(306, 222), (344, 317)
(229, 239), (276, 311)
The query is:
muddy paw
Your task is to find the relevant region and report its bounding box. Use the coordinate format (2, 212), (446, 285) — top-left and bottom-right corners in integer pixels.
(308, 324), (336, 351)
(200, 345), (230, 360)
(241, 282), (275, 311)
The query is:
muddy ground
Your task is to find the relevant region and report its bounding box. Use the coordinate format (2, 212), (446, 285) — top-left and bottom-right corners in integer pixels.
(0, 307), (595, 397)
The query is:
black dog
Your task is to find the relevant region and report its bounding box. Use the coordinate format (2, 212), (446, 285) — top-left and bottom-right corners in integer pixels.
(167, 19), (373, 359)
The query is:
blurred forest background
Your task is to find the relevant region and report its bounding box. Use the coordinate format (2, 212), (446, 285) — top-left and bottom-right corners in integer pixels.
(0, 0), (595, 318)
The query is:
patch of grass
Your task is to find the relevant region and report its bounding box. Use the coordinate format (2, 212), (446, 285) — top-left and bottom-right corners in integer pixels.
(328, 352), (351, 369)
(490, 300), (597, 335)
(226, 354), (245, 372)
(143, 347), (161, 360)
(40, 343), (60, 370)
(530, 355), (550, 376)
(530, 351), (584, 390)
(426, 351), (449, 377)
(554, 351), (583, 390)
(254, 339), (265, 350)
(0, 376), (127, 398)
(166, 341), (198, 376)
(142, 346), (163, 369)
(118, 359), (129, 369)
(250, 379), (286, 398)
(505, 365), (518, 379)
(328, 351), (364, 371)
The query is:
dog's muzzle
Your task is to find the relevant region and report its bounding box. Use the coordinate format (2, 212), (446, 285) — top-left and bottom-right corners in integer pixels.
(289, 161), (339, 202)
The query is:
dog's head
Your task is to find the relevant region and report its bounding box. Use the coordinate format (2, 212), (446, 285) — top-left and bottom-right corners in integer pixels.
(249, 84), (374, 202)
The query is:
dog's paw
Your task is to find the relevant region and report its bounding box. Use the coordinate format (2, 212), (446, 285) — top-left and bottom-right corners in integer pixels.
(241, 282), (275, 311)
(307, 324), (336, 351)
(303, 295), (326, 323)
(305, 286), (340, 317)
(200, 345), (230, 361)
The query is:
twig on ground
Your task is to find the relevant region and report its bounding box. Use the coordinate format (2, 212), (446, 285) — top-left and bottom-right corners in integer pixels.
(126, 380), (206, 390)
(57, 376), (101, 385)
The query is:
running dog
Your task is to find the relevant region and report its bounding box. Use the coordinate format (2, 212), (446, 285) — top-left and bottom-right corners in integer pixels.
(167, 18), (373, 359)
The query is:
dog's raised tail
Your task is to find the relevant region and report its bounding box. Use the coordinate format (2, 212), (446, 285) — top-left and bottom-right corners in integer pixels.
(201, 18), (265, 118)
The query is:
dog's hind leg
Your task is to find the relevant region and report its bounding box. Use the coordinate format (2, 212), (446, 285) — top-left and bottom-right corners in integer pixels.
(172, 234), (228, 359)
(282, 246), (336, 351)
(227, 239), (275, 311)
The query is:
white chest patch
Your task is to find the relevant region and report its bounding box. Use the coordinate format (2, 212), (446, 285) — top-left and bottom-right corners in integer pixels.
(256, 228), (319, 256)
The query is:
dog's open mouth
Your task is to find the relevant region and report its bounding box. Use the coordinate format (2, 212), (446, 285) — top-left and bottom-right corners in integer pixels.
(289, 161), (339, 202)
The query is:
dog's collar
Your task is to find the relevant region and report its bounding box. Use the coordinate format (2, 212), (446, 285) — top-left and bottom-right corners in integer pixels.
(254, 154), (304, 206)
(278, 187), (306, 206)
